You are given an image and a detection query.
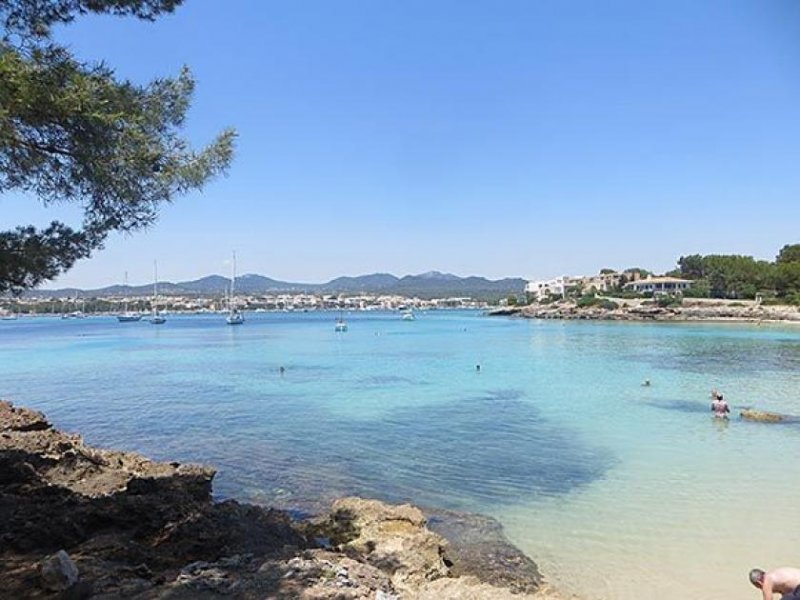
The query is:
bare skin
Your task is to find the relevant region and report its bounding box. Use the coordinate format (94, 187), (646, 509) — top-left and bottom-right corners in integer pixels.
(752, 567), (800, 599)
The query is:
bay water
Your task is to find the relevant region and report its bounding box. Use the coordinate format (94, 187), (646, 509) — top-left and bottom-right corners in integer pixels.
(2, 311), (799, 599)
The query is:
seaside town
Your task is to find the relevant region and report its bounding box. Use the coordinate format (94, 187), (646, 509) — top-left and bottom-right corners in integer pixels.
(0, 292), (488, 317)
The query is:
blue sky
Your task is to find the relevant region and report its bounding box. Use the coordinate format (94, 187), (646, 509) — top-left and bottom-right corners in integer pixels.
(4, 0), (800, 288)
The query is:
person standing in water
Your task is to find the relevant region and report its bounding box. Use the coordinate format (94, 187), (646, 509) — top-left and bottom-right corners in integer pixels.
(711, 392), (730, 418)
(749, 567), (800, 599)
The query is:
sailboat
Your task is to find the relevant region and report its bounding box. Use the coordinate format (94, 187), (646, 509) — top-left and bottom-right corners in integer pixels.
(335, 310), (348, 332)
(117, 272), (142, 322)
(150, 261), (166, 325)
(226, 252), (245, 325)
(401, 309), (416, 321)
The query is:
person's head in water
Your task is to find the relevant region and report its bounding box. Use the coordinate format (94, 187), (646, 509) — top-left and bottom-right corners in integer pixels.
(749, 568), (765, 588)
(642, 379), (651, 387)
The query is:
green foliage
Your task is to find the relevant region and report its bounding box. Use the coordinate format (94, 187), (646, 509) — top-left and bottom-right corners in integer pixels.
(623, 267), (652, 278)
(506, 294), (519, 306)
(575, 296), (617, 310)
(669, 245), (800, 303)
(599, 268), (616, 274)
(677, 254), (705, 279)
(1, 0), (182, 39)
(656, 295), (683, 308)
(772, 262), (800, 297)
(776, 243), (800, 265)
(599, 299), (618, 310)
(576, 295), (597, 308)
(0, 0), (235, 294)
(680, 279), (710, 298)
(785, 292), (800, 306)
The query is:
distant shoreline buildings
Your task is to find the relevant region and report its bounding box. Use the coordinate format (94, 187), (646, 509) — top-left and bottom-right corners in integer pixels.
(1, 292), (489, 316)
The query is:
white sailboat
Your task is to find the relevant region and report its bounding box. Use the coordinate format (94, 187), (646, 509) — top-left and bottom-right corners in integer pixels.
(117, 271), (142, 322)
(226, 252), (245, 325)
(335, 310), (348, 332)
(150, 261), (166, 325)
(402, 309), (416, 321)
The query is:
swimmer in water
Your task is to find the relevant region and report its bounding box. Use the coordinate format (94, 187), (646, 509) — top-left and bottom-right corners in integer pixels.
(642, 379), (651, 387)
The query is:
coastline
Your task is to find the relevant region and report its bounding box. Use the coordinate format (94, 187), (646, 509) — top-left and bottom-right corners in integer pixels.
(0, 400), (572, 599)
(488, 297), (800, 324)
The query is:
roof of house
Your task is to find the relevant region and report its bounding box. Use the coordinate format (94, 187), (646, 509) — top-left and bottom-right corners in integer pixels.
(625, 276), (693, 287)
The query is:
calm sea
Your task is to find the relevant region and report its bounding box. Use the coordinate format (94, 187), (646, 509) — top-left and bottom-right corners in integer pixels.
(2, 311), (799, 599)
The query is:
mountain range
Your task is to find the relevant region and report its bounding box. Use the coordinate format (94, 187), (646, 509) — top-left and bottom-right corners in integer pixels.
(28, 271), (527, 301)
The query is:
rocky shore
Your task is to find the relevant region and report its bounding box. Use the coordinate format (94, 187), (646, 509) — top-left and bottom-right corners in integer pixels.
(490, 298), (800, 323)
(0, 401), (570, 599)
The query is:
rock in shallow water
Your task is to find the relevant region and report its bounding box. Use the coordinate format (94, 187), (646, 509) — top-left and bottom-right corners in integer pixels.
(740, 409), (785, 423)
(40, 549), (79, 591)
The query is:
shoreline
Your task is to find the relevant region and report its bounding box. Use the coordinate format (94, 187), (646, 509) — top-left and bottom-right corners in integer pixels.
(488, 298), (800, 324)
(0, 400), (571, 599)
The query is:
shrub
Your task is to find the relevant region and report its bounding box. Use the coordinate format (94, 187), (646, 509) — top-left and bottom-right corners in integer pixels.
(577, 295), (600, 308)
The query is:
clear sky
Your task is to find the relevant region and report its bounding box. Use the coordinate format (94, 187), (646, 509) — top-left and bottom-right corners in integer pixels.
(4, 0), (800, 288)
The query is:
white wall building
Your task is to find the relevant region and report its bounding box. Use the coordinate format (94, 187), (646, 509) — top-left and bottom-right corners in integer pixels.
(525, 276), (570, 301)
(624, 276), (692, 294)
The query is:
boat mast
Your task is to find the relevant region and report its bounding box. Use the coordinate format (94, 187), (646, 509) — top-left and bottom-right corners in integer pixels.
(153, 260), (158, 316)
(230, 251), (236, 310)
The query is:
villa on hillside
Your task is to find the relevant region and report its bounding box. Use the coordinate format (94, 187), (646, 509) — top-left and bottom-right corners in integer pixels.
(526, 270), (645, 301)
(525, 276), (571, 301)
(624, 276), (693, 294)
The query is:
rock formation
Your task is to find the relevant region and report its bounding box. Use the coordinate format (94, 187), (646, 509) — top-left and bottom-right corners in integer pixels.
(0, 400), (570, 599)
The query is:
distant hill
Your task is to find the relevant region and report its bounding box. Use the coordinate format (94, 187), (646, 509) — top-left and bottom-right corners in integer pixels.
(26, 271), (526, 301)
(321, 273), (400, 293)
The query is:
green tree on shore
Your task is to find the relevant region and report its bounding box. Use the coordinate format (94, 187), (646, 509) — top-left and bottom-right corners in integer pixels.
(776, 244), (800, 265)
(0, 0), (235, 295)
(671, 246), (800, 303)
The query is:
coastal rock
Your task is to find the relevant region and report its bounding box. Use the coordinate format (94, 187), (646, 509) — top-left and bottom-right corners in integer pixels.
(740, 409), (785, 423)
(0, 400), (571, 599)
(426, 507), (543, 593)
(40, 549), (79, 591)
(0, 400), (51, 432)
(322, 497), (449, 593)
(510, 298), (800, 323)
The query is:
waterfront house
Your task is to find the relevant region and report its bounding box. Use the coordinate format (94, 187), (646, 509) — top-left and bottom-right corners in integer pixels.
(525, 276), (571, 301)
(624, 276), (693, 294)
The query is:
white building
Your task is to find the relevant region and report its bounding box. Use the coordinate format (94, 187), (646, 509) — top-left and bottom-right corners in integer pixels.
(624, 276), (693, 294)
(525, 276), (570, 301)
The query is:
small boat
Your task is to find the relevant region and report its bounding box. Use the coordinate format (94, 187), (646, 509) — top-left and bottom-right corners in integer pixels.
(117, 313), (143, 323)
(226, 308), (245, 326)
(1, 313), (18, 321)
(150, 260), (166, 325)
(402, 310), (416, 321)
(226, 251), (245, 326)
(335, 318), (348, 332)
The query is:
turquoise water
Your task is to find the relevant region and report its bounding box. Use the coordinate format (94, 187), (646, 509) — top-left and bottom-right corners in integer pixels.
(2, 312), (799, 599)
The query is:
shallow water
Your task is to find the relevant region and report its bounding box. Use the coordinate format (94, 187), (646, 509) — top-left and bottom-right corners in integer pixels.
(2, 312), (798, 599)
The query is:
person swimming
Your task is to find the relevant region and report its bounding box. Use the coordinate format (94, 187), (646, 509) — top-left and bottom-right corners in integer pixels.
(642, 379), (651, 387)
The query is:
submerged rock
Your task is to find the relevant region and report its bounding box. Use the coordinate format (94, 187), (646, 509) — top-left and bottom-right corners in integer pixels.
(40, 549), (79, 591)
(740, 409), (785, 423)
